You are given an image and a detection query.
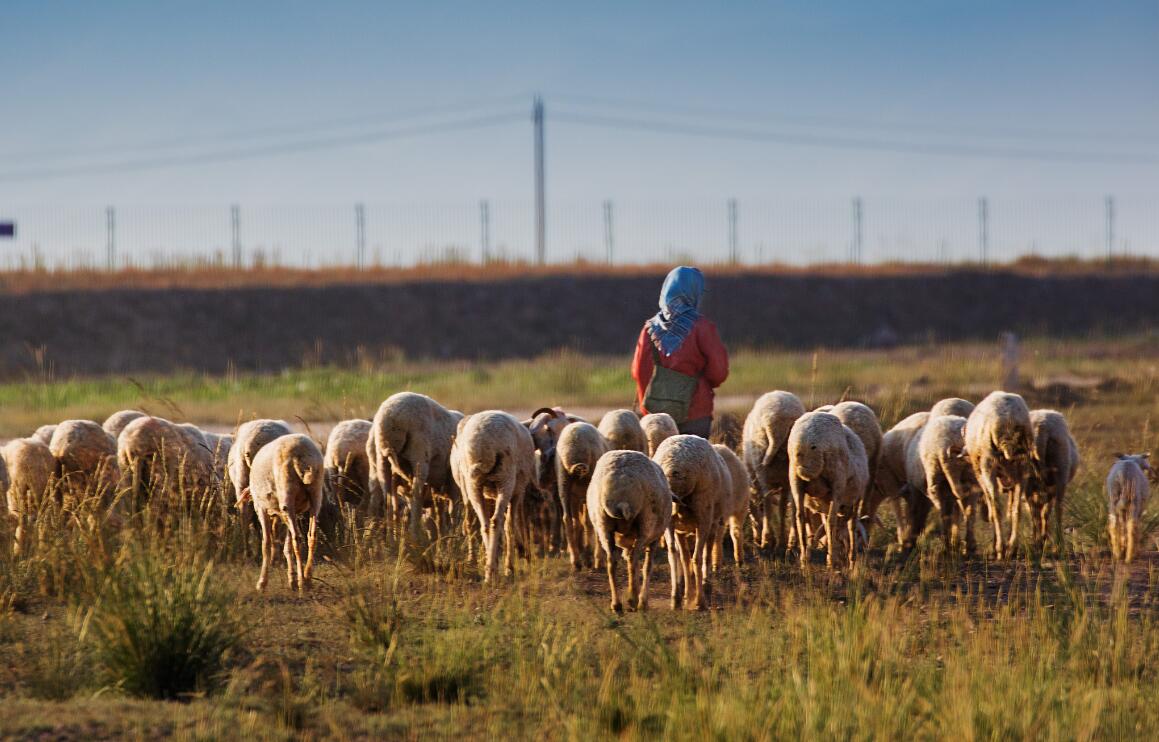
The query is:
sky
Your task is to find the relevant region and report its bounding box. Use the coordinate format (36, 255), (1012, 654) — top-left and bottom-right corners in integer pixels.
(1, 1), (1157, 264)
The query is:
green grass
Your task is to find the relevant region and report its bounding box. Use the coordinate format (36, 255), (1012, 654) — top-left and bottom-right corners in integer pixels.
(1, 336), (1158, 738)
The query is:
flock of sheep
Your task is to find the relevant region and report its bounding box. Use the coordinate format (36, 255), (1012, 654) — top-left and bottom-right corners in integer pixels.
(1, 389), (1154, 613)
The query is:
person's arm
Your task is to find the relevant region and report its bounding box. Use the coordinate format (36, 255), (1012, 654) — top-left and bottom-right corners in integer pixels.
(699, 319), (729, 388)
(631, 325), (653, 411)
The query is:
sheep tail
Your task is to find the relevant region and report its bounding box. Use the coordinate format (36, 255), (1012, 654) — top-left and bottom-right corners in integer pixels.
(293, 457), (316, 486)
(605, 500), (634, 520)
(567, 462), (590, 479)
(471, 451), (504, 479)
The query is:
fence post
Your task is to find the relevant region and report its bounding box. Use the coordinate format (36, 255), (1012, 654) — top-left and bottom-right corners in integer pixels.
(727, 198), (738, 264)
(105, 206), (116, 271)
(355, 203), (366, 269)
(1105, 195), (1115, 264)
(978, 197), (989, 266)
(851, 197), (863, 264)
(603, 200), (614, 264)
(480, 200), (490, 263)
(533, 96), (546, 265)
(231, 204), (242, 268)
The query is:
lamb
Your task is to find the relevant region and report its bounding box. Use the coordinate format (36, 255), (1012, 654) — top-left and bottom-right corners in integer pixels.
(873, 411), (931, 548)
(742, 391), (806, 553)
(788, 411), (869, 569)
(370, 392), (462, 537)
(227, 419), (293, 504)
(32, 425), (56, 446)
(930, 397), (975, 419)
(905, 414), (976, 555)
(554, 421), (610, 570)
(102, 409), (146, 439)
(1, 438), (56, 555)
(653, 434), (727, 610)
(640, 412), (679, 456)
(324, 419), (373, 509)
(117, 416), (217, 507)
(598, 409), (648, 454)
(1105, 453), (1152, 563)
(711, 443), (752, 569)
(454, 411), (537, 582)
(239, 434), (324, 592)
(1026, 409), (1080, 550)
(49, 420), (120, 505)
(965, 391), (1034, 559)
(587, 449), (674, 613)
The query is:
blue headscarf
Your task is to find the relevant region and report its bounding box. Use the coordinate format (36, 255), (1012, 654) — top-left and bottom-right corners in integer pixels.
(647, 266), (704, 356)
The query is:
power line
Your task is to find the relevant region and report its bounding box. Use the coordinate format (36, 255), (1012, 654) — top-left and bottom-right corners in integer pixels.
(554, 93), (1159, 145)
(0, 95), (531, 166)
(551, 111), (1159, 164)
(0, 112), (525, 182)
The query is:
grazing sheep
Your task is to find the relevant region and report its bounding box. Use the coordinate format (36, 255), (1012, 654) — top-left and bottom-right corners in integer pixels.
(965, 391), (1034, 559)
(117, 416), (217, 507)
(203, 432), (234, 499)
(906, 415), (976, 555)
(742, 391), (806, 553)
(325, 419), (373, 508)
(598, 409), (648, 454)
(640, 413), (679, 456)
(788, 412), (869, 569)
(873, 412), (931, 548)
(587, 450), (674, 613)
(554, 421), (610, 570)
(1025, 410), (1080, 550)
(930, 397), (975, 420)
(371, 392), (462, 537)
(240, 434), (324, 592)
(454, 411), (537, 582)
(2, 438), (56, 555)
(653, 434), (727, 610)
(821, 402), (882, 484)
(711, 443), (752, 569)
(49, 420), (119, 505)
(32, 425), (56, 446)
(102, 409), (146, 440)
(523, 407), (582, 553)
(1106, 453), (1152, 563)
(228, 420), (293, 504)
(0, 456), (8, 511)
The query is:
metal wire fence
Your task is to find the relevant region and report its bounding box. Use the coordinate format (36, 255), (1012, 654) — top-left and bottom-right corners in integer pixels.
(1, 196), (1154, 270)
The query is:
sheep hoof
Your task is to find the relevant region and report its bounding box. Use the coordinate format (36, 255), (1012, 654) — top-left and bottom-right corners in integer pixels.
(611, 602), (623, 615)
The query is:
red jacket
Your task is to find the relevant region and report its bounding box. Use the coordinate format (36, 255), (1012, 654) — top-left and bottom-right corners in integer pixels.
(632, 316), (729, 421)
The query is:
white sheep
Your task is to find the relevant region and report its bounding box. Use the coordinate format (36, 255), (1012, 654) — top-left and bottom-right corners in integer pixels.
(906, 414), (976, 555)
(930, 397), (974, 419)
(1, 438), (56, 555)
(788, 411), (869, 569)
(117, 416), (217, 507)
(453, 410), (537, 582)
(203, 432), (234, 500)
(228, 419), (293, 505)
(1026, 409), (1080, 550)
(239, 433), (324, 592)
(965, 391), (1034, 559)
(742, 390), (806, 553)
(711, 443), (751, 569)
(554, 421), (610, 570)
(653, 434), (727, 610)
(49, 419), (120, 505)
(1106, 453), (1152, 563)
(325, 419), (373, 509)
(640, 412), (680, 457)
(874, 411), (931, 547)
(587, 449), (674, 613)
(371, 392), (462, 537)
(32, 425), (56, 446)
(102, 409), (146, 440)
(598, 409), (648, 454)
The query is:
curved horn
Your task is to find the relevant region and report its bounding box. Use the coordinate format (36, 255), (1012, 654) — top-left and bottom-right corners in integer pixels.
(530, 407), (559, 420)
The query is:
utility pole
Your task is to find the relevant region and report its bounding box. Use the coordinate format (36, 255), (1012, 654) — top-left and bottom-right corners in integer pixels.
(1105, 195), (1115, 264)
(355, 203), (366, 269)
(727, 198), (738, 264)
(851, 197), (863, 264)
(480, 199), (491, 263)
(978, 197), (989, 266)
(105, 206), (116, 271)
(231, 204), (241, 268)
(533, 95), (546, 265)
(603, 199), (614, 264)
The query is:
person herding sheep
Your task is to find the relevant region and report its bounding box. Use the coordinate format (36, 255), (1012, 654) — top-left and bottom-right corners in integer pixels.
(631, 266), (728, 439)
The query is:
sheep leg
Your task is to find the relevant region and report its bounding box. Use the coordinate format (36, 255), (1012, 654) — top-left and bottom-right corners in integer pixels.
(1108, 516), (1120, 561)
(731, 515), (744, 566)
(486, 490), (512, 582)
(625, 543), (643, 611)
(638, 545), (654, 612)
(846, 512), (856, 567)
(977, 464), (1004, 559)
(285, 513), (306, 593)
(302, 511), (318, 590)
(407, 467), (429, 540)
(606, 531), (622, 614)
(691, 527), (709, 610)
(668, 529), (685, 610)
(791, 479), (809, 567)
(1126, 517), (1137, 564)
(558, 481), (580, 570)
(711, 519), (725, 573)
(503, 494), (519, 577)
(1006, 482), (1023, 558)
(824, 500), (839, 569)
(777, 488), (791, 557)
(256, 509), (273, 591)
